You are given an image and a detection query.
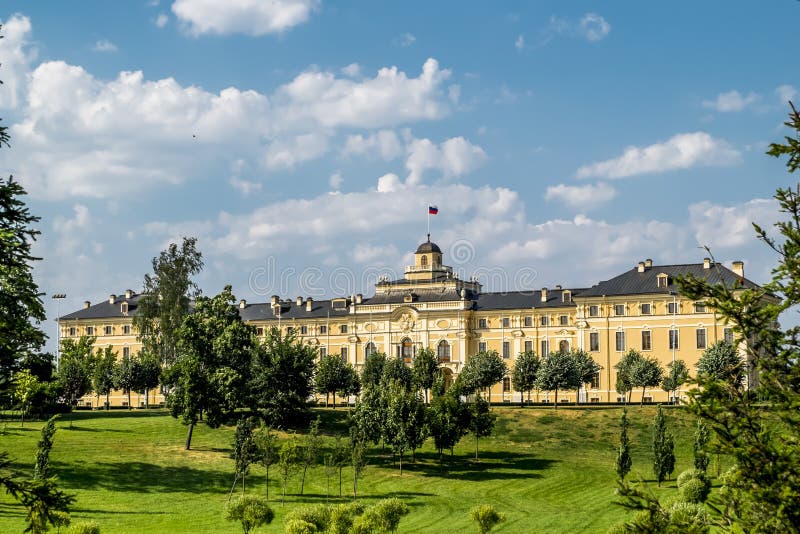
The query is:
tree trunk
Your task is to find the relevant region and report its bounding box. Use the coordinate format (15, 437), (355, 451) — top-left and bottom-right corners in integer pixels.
(353, 472), (358, 500)
(627, 390), (632, 404)
(265, 465), (270, 501)
(106, 392), (110, 410)
(300, 465), (307, 494)
(228, 472), (239, 501)
(399, 452), (403, 476)
(282, 477), (287, 505)
(185, 423), (194, 450)
(641, 386), (646, 407)
(145, 387), (150, 409)
(332, 390), (336, 409)
(338, 466), (342, 497)
(425, 389), (429, 404)
(325, 392), (329, 408)
(554, 387), (559, 409)
(475, 435), (479, 460)
(127, 390), (132, 410)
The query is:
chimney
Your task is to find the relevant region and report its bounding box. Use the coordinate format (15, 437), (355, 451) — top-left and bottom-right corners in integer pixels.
(555, 284), (562, 290)
(296, 296), (303, 306)
(637, 262), (645, 273)
(83, 300), (91, 309)
(645, 259), (652, 268)
(109, 294), (116, 304)
(306, 297), (313, 312)
(703, 257), (711, 269)
(356, 293), (363, 304)
(125, 289), (133, 299)
(541, 287), (548, 302)
(732, 260), (744, 278)
(271, 295), (279, 305)
(239, 299), (246, 309)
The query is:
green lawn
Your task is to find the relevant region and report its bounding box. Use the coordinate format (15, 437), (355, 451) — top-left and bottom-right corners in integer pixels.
(0, 405), (719, 533)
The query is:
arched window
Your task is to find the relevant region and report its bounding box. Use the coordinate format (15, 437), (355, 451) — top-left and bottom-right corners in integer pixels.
(437, 340), (451, 362)
(364, 342), (376, 359)
(420, 255), (428, 267)
(559, 340), (570, 353)
(401, 337), (414, 362)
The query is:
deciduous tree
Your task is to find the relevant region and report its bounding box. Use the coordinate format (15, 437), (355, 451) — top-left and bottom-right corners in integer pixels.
(92, 346), (116, 410)
(535, 350), (581, 408)
(412, 348), (439, 403)
(469, 395), (496, 460)
(661, 359), (689, 404)
(461, 350), (507, 399)
(511, 350), (539, 403)
(631, 355), (663, 406)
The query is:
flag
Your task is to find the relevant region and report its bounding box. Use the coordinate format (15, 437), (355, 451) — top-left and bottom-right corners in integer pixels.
(428, 205), (439, 215)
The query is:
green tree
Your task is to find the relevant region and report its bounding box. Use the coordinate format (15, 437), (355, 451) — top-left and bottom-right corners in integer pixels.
(461, 350), (507, 399)
(615, 409), (632, 480)
(382, 382), (421, 475)
(469, 395), (496, 460)
(631, 355), (663, 406)
(224, 495), (274, 534)
(113, 353), (137, 410)
(230, 416), (259, 498)
(254, 425), (279, 501)
(652, 405), (675, 486)
(572, 349), (601, 404)
(351, 384), (387, 446)
(512, 350), (540, 403)
(470, 504), (506, 534)
(92, 346), (116, 410)
(13, 369), (41, 426)
(696, 341), (745, 387)
(33, 415), (58, 480)
(248, 326), (316, 429)
(693, 420), (710, 473)
(57, 336), (96, 410)
(278, 435), (300, 504)
(133, 237), (203, 367)
(132, 351), (161, 409)
(351, 498), (409, 534)
(299, 418), (322, 495)
(361, 351), (387, 389)
(350, 429), (368, 500)
(316, 354), (352, 408)
(615, 349), (643, 404)
(661, 359), (689, 405)
(426, 391), (470, 460)
(535, 350), (581, 408)
(332, 436), (349, 498)
(412, 348), (439, 403)
(381, 356), (412, 391)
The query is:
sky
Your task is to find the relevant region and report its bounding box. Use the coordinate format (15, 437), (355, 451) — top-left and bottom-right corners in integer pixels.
(0, 1), (797, 353)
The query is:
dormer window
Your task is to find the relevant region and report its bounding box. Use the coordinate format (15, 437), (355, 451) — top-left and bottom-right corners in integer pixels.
(121, 302), (129, 315)
(657, 273), (669, 288)
(562, 290), (571, 303)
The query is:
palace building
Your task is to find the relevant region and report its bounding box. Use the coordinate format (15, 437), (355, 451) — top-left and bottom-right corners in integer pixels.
(58, 236), (759, 408)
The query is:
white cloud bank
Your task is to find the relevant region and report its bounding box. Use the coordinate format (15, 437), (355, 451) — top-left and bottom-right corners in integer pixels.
(171, 0), (319, 36)
(544, 182), (615, 210)
(702, 90), (758, 112)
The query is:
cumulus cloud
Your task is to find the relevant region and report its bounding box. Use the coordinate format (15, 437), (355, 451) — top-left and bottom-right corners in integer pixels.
(576, 132), (741, 180)
(171, 0), (319, 36)
(578, 13), (611, 42)
(328, 171), (343, 190)
(341, 63), (361, 77)
(702, 90), (758, 112)
(229, 176), (262, 195)
(398, 32), (416, 47)
(92, 39), (118, 52)
(263, 132), (329, 170)
(155, 13), (169, 28)
(0, 15), (36, 109)
(541, 12), (611, 46)
(342, 130), (404, 161)
(544, 182), (616, 210)
(776, 84), (797, 104)
(690, 197), (779, 249)
(405, 136), (487, 185)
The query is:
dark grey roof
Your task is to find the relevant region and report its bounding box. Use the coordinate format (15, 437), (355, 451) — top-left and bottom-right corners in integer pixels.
(415, 240), (441, 254)
(59, 293), (143, 320)
(474, 288), (578, 311)
(239, 300), (351, 321)
(577, 263), (760, 298)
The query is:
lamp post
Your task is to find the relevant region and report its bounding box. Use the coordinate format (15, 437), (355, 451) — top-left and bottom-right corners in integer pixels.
(52, 293), (66, 370)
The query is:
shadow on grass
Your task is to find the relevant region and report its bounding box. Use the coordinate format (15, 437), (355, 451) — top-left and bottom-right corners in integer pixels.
(52, 460), (230, 494)
(61, 425), (130, 433)
(373, 450), (557, 482)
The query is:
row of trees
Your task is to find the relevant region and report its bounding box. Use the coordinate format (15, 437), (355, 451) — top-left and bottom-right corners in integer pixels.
(511, 349), (600, 406)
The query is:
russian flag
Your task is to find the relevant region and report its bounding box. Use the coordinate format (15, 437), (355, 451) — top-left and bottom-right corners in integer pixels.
(428, 205), (439, 215)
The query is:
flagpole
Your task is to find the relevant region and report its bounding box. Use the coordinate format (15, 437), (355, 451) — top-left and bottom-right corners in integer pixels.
(427, 202), (430, 241)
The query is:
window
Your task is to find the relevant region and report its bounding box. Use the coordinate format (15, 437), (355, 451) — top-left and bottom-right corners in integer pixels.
(420, 255), (428, 267)
(657, 274), (669, 288)
(437, 340), (451, 362)
(589, 332), (599, 352)
(340, 325), (348, 334)
(502, 317), (510, 328)
(589, 305), (599, 317)
(590, 372), (600, 389)
(365, 342), (376, 359)
(401, 337), (414, 362)
(668, 302), (678, 314)
(724, 327), (734, 345)
(669, 329), (679, 350)
(614, 304), (625, 316)
(502, 377), (511, 392)
(319, 347), (327, 358)
(256, 327), (264, 336)
(340, 347), (348, 362)
(524, 316), (533, 327)
(478, 318), (487, 329)
(541, 340), (549, 355)
(696, 328), (707, 350)
(122, 325), (131, 335)
(103, 325), (112, 335)
(300, 325), (308, 335)
(286, 327), (295, 334)
(86, 326), (94, 335)
(559, 340), (570, 353)
(641, 330), (652, 351)
(524, 340), (533, 352)
(540, 316), (549, 326)
(615, 331), (626, 352)
(122, 346), (130, 358)
(502, 341), (510, 359)
(694, 302), (707, 313)
(319, 325), (327, 335)
(478, 341), (487, 353)
(121, 302), (129, 314)
(559, 315), (568, 326)
(641, 303), (652, 315)
(68, 327), (76, 337)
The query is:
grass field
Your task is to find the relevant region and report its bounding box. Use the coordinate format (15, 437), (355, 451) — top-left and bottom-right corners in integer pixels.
(0, 405), (721, 533)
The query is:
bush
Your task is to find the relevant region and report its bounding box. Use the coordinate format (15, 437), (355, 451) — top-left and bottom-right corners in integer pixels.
(350, 498), (409, 534)
(680, 478), (711, 504)
(65, 522), (101, 534)
(285, 504), (331, 532)
(329, 502), (366, 534)
(668, 501), (709, 527)
(676, 468), (708, 488)
(470, 504), (506, 534)
(225, 495), (274, 534)
(284, 518), (318, 534)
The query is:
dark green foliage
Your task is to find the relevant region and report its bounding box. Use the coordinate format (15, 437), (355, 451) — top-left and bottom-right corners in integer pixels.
(360, 351), (387, 389)
(661, 360), (689, 403)
(329, 502), (366, 534)
(248, 327), (316, 429)
(631, 356), (663, 406)
(615, 350), (643, 404)
(381, 356), (412, 391)
(113, 353), (136, 409)
(615, 409), (632, 480)
(350, 430), (367, 500)
(676, 469), (711, 504)
(412, 348), (439, 403)
(284, 504), (331, 532)
(512, 350), (540, 402)
(426, 391), (470, 459)
(696, 341), (745, 387)
(693, 420), (710, 472)
(535, 350), (581, 407)
(132, 351), (161, 409)
(383, 382), (426, 474)
(351, 498), (409, 534)
(351, 385), (387, 446)
(461, 350), (506, 397)
(224, 495), (273, 534)
(469, 395), (496, 460)
(33, 416), (57, 480)
(92, 347), (116, 409)
(316, 355), (358, 408)
(612, 481), (710, 533)
(470, 504), (506, 534)
(231, 417), (259, 496)
(133, 237), (203, 367)
(651, 406), (675, 486)
(56, 337), (96, 408)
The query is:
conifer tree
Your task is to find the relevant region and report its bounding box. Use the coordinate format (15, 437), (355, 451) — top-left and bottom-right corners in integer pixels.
(615, 409), (632, 480)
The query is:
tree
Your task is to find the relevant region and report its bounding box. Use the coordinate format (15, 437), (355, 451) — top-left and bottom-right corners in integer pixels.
(132, 351), (161, 409)
(615, 409), (632, 480)
(249, 326), (316, 429)
(230, 417), (259, 498)
(224, 495), (274, 534)
(661, 359), (689, 404)
(92, 346), (116, 410)
(57, 336), (96, 410)
(382, 382), (422, 475)
(350, 430), (367, 500)
(361, 351), (387, 389)
(412, 348), (439, 403)
(113, 353), (137, 410)
(254, 425), (279, 501)
(696, 341), (745, 387)
(381, 356), (412, 391)
(299, 418), (322, 495)
(512, 350), (540, 403)
(470, 504), (506, 534)
(631, 355), (663, 406)
(351, 384), (387, 446)
(652, 405), (675, 486)
(615, 349), (643, 404)
(34, 415), (58, 480)
(278, 435), (300, 504)
(535, 351), (581, 408)
(332, 435), (349, 498)
(469, 395), (496, 460)
(13, 369), (41, 426)
(426, 391), (470, 460)
(351, 498), (409, 534)
(572, 349), (601, 404)
(461, 350), (507, 399)
(693, 419), (710, 473)
(316, 355), (353, 408)
(133, 237), (203, 367)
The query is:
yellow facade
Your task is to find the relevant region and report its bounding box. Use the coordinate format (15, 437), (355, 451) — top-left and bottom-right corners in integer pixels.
(59, 241), (754, 407)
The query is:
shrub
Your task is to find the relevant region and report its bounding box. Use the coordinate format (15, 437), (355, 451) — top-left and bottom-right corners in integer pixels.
(668, 501), (709, 527)
(284, 518), (318, 534)
(680, 478), (711, 504)
(470, 504), (506, 534)
(65, 522), (101, 534)
(350, 498), (409, 534)
(676, 468), (708, 488)
(329, 502), (366, 534)
(284, 504), (331, 532)
(225, 495), (274, 534)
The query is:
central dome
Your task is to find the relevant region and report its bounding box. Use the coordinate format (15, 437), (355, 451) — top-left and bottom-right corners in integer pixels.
(416, 238), (441, 254)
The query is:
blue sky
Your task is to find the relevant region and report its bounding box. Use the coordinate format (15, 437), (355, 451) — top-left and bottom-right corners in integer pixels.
(0, 1), (797, 351)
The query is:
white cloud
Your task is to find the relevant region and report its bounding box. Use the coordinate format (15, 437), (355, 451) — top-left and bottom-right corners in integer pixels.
(263, 132), (329, 169)
(576, 132), (741, 179)
(92, 39), (118, 52)
(515, 35), (524, 50)
(155, 13), (169, 28)
(544, 182), (616, 210)
(342, 130), (404, 161)
(0, 15), (36, 109)
(341, 63), (361, 77)
(399, 33), (416, 47)
(776, 84), (797, 104)
(328, 172), (343, 190)
(690, 197), (779, 248)
(229, 176), (262, 195)
(406, 136), (487, 185)
(448, 84), (460, 105)
(171, 0), (319, 36)
(702, 90), (758, 112)
(352, 243), (398, 263)
(579, 13), (611, 42)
